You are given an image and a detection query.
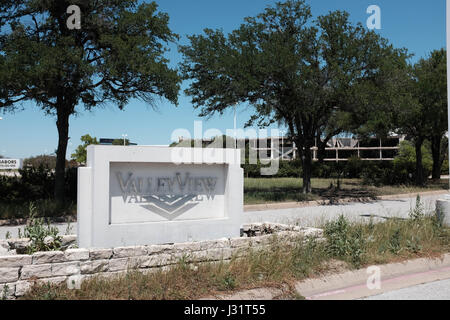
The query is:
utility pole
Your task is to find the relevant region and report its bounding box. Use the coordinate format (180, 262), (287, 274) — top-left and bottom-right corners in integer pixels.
(448, 0), (450, 185)
(234, 103), (238, 149)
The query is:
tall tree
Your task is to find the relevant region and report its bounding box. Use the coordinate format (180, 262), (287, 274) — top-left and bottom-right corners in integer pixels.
(24, 154), (57, 169)
(396, 49), (448, 185)
(415, 49), (448, 180)
(180, 0), (408, 193)
(0, 1), (180, 203)
(71, 134), (98, 164)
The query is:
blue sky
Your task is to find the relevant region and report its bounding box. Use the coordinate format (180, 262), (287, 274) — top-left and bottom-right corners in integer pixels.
(0, 0), (446, 159)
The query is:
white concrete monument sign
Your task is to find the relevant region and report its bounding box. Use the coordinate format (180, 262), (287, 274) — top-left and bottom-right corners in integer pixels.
(0, 159), (23, 170)
(77, 146), (243, 248)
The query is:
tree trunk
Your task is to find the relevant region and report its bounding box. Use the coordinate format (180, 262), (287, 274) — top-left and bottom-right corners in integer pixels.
(431, 135), (443, 180)
(54, 108), (70, 204)
(415, 137), (425, 186)
(302, 140), (313, 194)
(317, 138), (327, 163)
(440, 140), (448, 175)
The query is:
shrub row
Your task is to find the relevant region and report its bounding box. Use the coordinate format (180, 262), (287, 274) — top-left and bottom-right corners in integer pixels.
(243, 140), (445, 184)
(242, 160), (303, 178)
(0, 166), (77, 203)
(242, 157), (425, 185)
(0, 166), (77, 219)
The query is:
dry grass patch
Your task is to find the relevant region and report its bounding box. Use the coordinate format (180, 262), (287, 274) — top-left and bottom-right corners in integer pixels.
(21, 235), (329, 300)
(21, 210), (450, 300)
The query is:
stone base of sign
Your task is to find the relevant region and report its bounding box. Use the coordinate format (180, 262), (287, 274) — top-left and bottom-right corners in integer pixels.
(0, 223), (323, 299)
(0, 235), (77, 256)
(436, 194), (450, 227)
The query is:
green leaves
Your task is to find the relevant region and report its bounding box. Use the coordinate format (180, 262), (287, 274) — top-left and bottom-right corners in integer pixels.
(70, 134), (98, 163)
(180, 0), (408, 191)
(0, 0), (181, 112)
(0, 1), (181, 201)
(181, 0), (407, 132)
(395, 49), (447, 140)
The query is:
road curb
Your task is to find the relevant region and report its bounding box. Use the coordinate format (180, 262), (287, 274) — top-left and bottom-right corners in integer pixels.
(297, 253), (450, 300)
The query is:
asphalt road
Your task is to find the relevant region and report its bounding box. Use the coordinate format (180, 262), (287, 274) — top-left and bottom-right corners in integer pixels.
(244, 193), (443, 227)
(0, 193), (444, 239)
(363, 279), (450, 300)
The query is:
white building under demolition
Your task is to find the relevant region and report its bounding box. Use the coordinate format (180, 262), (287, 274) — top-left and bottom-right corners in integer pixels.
(177, 134), (406, 162)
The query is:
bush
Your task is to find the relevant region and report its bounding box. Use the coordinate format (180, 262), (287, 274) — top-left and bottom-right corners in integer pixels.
(360, 141), (433, 186)
(21, 203), (62, 254)
(392, 141), (432, 183)
(311, 162), (333, 178)
(23, 155), (57, 169)
(442, 159), (449, 176)
(244, 139), (439, 186)
(0, 166), (77, 202)
(324, 215), (367, 268)
(345, 157), (365, 178)
(242, 160), (302, 178)
(242, 162), (262, 178)
(0, 166), (77, 219)
(360, 161), (394, 186)
(276, 160), (303, 178)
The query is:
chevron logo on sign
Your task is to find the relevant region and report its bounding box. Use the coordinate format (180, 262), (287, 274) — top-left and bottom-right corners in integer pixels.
(139, 194), (200, 221)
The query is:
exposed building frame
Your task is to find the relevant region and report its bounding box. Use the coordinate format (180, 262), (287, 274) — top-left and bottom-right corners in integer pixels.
(251, 135), (406, 162)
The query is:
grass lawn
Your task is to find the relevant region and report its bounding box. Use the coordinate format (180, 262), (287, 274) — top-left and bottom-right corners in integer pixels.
(244, 178), (449, 205)
(21, 214), (450, 300)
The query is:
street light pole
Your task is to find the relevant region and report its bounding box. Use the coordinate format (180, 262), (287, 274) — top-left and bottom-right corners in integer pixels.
(122, 134), (128, 146)
(436, 0), (450, 226)
(234, 103), (238, 149)
(447, 0), (450, 183)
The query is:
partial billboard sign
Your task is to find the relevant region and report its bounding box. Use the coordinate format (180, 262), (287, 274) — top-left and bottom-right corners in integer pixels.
(0, 159), (23, 170)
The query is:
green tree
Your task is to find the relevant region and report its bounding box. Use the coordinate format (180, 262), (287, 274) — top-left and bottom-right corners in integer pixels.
(440, 136), (449, 176)
(396, 49), (447, 184)
(415, 49), (448, 180)
(180, 0), (408, 193)
(0, 1), (180, 203)
(393, 140), (433, 182)
(23, 154), (57, 169)
(71, 134), (98, 163)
